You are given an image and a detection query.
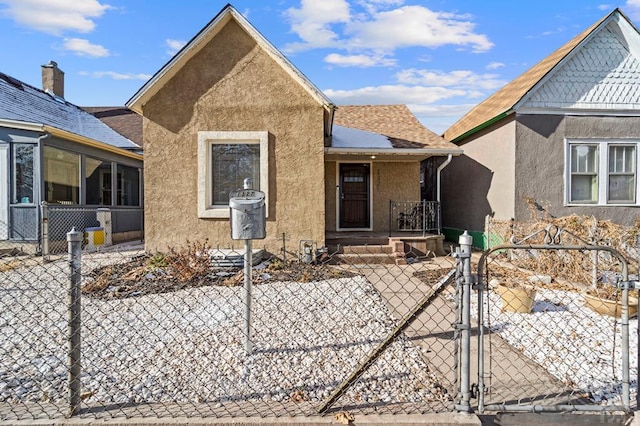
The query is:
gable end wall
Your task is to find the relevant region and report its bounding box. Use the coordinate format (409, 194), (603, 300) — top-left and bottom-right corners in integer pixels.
(142, 19), (326, 253)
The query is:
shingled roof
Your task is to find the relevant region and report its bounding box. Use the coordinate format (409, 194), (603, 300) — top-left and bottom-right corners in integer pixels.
(333, 104), (457, 150)
(82, 107), (143, 147)
(0, 72), (141, 151)
(444, 9), (618, 143)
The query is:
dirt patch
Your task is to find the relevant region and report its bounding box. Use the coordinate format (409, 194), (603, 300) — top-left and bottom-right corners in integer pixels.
(83, 255), (357, 300)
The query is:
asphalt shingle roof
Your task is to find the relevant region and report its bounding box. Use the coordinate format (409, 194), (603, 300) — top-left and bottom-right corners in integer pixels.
(82, 107), (143, 147)
(0, 72), (141, 150)
(333, 104), (458, 150)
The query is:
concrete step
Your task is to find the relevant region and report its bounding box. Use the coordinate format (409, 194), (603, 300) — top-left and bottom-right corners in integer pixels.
(326, 252), (397, 265)
(327, 244), (394, 255)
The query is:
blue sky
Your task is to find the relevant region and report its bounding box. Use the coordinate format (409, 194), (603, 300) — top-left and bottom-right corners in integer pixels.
(1, 0), (639, 134)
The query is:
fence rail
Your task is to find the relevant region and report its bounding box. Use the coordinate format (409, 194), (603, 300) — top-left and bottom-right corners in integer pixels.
(0, 232), (459, 420)
(0, 221), (637, 421)
(40, 203), (143, 258)
(389, 200), (441, 235)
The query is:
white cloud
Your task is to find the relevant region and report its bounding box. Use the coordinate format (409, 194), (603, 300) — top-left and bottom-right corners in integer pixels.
(284, 1), (492, 58)
(284, 0), (350, 50)
(486, 61), (505, 70)
(0, 0), (110, 35)
(324, 53), (396, 67)
(79, 71), (151, 80)
(395, 69), (506, 90)
(63, 37), (109, 57)
(324, 84), (467, 105)
(598, 4), (612, 10)
(408, 103), (477, 134)
(347, 6), (493, 53)
(166, 38), (186, 56)
(625, 0), (640, 20)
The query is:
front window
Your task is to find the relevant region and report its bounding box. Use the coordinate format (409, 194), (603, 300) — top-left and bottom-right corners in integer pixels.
(211, 144), (260, 205)
(608, 145), (635, 203)
(569, 144), (598, 203)
(13, 144), (34, 204)
(567, 140), (638, 205)
(44, 146), (80, 204)
(198, 131), (268, 218)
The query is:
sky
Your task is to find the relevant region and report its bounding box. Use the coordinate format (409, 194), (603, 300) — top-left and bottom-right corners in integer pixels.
(1, 0), (640, 135)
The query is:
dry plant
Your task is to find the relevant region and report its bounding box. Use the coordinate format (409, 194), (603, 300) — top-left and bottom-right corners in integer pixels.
(485, 200), (640, 300)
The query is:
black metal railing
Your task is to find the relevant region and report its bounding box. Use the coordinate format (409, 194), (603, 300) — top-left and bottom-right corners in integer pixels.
(389, 200), (441, 235)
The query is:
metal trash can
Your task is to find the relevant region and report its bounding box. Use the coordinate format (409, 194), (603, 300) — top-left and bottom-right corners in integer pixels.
(229, 189), (266, 240)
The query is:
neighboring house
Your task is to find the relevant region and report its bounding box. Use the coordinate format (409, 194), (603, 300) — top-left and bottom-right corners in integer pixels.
(126, 4), (460, 255)
(0, 61), (143, 250)
(442, 8), (640, 247)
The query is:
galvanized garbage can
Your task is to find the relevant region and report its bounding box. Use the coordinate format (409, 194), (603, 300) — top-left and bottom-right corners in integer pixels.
(229, 189), (266, 240)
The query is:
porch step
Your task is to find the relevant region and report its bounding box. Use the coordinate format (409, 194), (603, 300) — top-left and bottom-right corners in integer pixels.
(327, 244), (394, 255)
(326, 252), (397, 265)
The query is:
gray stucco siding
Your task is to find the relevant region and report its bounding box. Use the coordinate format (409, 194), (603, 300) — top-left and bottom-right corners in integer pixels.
(514, 114), (640, 225)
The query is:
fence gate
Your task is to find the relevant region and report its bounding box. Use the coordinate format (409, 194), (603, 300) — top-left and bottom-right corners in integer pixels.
(474, 224), (637, 417)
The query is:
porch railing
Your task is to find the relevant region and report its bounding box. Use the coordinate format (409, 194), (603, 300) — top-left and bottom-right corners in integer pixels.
(389, 200), (441, 236)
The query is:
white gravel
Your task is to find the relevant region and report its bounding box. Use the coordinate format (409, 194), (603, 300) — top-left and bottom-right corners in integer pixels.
(473, 287), (638, 405)
(0, 256), (449, 410)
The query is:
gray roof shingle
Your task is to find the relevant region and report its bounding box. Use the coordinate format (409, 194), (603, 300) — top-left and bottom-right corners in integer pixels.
(0, 72), (141, 150)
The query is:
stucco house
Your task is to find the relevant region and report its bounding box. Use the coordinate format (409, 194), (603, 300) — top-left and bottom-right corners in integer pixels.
(441, 8), (640, 247)
(126, 4), (460, 256)
(0, 61), (143, 251)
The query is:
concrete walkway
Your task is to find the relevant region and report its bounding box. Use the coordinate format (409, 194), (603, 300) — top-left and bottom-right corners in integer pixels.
(361, 257), (583, 414)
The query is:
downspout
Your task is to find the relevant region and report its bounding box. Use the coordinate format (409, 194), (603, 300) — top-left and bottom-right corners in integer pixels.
(436, 154), (453, 235)
(436, 154), (453, 203)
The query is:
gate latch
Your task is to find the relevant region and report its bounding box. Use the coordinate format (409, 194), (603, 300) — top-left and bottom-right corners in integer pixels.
(617, 281), (640, 290)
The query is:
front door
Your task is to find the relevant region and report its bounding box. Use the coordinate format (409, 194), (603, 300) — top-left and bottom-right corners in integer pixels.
(339, 163), (370, 229)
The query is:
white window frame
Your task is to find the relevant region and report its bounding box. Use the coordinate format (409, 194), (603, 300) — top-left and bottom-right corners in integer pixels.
(565, 139), (640, 206)
(197, 131), (269, 218)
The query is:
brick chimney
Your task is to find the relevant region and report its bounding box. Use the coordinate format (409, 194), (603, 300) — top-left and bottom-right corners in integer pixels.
(41, 61), (64, 98)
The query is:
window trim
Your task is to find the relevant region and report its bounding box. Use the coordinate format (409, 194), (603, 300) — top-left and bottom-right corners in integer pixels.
(197, 131), (269, 218)
(565, 139), (640, 206)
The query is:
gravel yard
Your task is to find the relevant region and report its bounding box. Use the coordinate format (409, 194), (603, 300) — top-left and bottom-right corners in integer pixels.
(475, 286), (638, 405)
(0, 254), (451, 415)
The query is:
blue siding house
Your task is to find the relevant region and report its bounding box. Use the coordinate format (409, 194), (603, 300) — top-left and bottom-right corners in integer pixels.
(0, 61), (143, 251)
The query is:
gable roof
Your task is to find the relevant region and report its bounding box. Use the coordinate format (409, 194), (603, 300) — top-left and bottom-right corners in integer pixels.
(334, 104), (459, 150)
(444, 8), (631, 143)
(126, 4), (334, 117)
(0, 71), (141, 153)
(82, 107), (143, 147)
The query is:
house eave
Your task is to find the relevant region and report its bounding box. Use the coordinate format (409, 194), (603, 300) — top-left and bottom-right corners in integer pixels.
(324, 147), (462, 162)
(126, 5), (334, 115)
(43, 126), (144, 161)
(451, 111), (511, 144)
(0, 119), (45, 133)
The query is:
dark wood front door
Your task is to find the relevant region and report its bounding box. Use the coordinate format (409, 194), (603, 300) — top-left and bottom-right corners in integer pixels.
(339, 163), (370, 229)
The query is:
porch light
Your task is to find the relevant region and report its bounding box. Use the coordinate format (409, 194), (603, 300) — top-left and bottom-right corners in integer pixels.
(370, 155), (376, 159)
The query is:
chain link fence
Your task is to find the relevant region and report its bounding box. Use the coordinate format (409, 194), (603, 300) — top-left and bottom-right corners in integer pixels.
(478, 216), (638, 415)
(0, 232), (460, 421)
(41, 203), (144, 258)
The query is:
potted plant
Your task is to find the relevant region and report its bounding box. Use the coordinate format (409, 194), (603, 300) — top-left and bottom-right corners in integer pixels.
(493, 280), (538, 313)
(582, 282), (638, 318)
(487, 265), (539, 313)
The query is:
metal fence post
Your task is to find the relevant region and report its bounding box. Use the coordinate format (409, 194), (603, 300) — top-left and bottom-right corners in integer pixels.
(41, 202), (49, 260)
(455, 230), (473, 413)
(67, 228), (83, 416)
